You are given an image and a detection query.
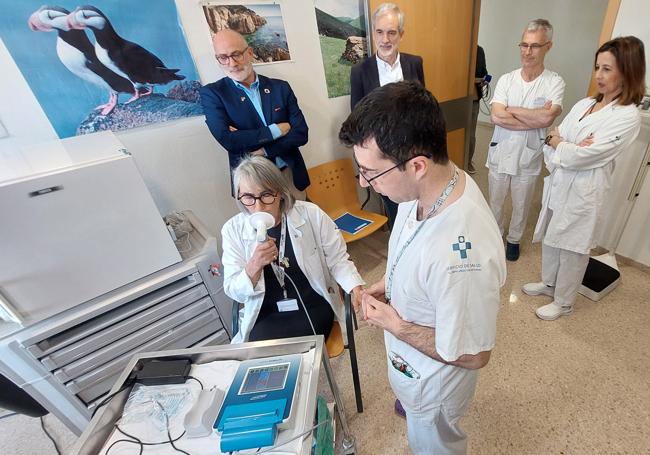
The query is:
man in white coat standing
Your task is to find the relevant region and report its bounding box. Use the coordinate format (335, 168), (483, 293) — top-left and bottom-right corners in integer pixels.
(487, 19), (565, 261)
(340, 81), (506, 454)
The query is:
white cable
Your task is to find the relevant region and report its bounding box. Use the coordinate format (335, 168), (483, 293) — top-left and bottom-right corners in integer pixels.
(232, 418), (332, 455)
(282, 272), (317, 337)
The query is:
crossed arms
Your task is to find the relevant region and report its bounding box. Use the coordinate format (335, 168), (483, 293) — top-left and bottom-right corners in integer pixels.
(491, 100), (562, 131)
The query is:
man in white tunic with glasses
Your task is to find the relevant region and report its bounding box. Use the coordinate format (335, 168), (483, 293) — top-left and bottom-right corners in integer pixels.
(340, 81), (506, 454)
(487, 19), (565, 261)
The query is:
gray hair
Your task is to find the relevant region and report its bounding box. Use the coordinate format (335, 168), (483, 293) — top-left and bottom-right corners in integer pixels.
(524, 18), (553, 41)
(232, 156), (295, 214)
(373, 3), (404, 33)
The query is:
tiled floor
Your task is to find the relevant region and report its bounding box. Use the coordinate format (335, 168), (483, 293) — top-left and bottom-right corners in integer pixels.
(1, 123), (649, 454)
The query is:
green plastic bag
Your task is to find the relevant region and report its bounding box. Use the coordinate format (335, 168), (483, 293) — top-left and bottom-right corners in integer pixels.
(312, 395), (334, 455)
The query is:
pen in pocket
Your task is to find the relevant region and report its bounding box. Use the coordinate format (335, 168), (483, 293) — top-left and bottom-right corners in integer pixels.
(389, 351), (420, 379)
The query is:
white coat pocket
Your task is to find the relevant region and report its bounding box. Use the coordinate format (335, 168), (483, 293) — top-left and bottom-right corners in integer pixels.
(387, 352), (422, 413)
(519, 145), (542, 169)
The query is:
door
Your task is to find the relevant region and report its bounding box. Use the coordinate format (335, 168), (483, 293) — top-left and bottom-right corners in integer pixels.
(367, 0), (480, 167)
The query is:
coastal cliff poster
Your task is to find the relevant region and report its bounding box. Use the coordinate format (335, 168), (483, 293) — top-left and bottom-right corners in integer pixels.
(0, 0), (202, 138)
(202, 3), (291, 64)
(314, 0), (367, 98)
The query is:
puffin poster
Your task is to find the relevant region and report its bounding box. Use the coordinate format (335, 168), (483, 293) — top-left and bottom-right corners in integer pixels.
(0, 0), (201, 138)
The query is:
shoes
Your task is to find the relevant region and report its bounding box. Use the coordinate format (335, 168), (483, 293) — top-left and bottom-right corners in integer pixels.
(522, 282), (555, 297)
(467, 162), (477, 174)
(394, 399), (406, 419)
(505, 242), (520, 261)
(535, 302), (573, 320)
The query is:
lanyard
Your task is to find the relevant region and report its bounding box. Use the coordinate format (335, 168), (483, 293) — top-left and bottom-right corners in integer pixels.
(385, 167), (459, 302)
(270, 215), (288, 298)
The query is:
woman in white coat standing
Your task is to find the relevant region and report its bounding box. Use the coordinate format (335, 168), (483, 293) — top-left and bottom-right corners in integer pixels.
(222, 156), (364, 343)
(524, 36), (646, 320)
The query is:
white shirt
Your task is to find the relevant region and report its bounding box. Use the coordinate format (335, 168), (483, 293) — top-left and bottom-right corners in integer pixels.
(383, 175), (506, 413)
(221, 201), (365, 343)
(487, 68), (566, 175)
(377, 53), (404, 87)
(533, 97), (641, 254)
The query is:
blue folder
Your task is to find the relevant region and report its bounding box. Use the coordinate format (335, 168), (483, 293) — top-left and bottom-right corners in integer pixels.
(334, 212), (371, 234)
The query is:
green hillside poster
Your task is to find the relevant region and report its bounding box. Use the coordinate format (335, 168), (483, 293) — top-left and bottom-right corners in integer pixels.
(314, 0), (367, 98)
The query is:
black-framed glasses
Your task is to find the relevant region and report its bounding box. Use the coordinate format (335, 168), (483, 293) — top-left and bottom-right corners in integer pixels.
(518, 42), (549, 51)
(238, 191), (278, 206)
(215, 46), (249, 65)
(354, 155), (424, 184)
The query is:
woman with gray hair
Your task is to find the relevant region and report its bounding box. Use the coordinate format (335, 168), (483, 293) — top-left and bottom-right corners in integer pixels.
(222, 156), (365, 343)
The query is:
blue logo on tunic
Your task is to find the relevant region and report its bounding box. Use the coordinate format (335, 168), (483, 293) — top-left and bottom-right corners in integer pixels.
(452, 236), (472, 259)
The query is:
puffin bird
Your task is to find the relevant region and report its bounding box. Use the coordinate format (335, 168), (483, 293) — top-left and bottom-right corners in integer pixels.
(28, 5), (135, 115)
(67, 5), (185, 103)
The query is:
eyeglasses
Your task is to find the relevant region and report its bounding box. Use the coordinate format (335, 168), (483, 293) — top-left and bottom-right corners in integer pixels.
(215, 47), (249, 65)
(238, 191), (278, 206)
(354, 155), (424, 184)
(518, 42), (549, 51)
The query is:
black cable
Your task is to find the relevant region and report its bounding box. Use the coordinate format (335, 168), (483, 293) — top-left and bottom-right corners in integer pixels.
(105, 438), (143, 455)
(186, 375), (204, 390)
(91, 382), (133, 418)
(115, 424), (186, 446)
(39, 416), (62, 455)
(108, 399), (189, 455)
(0, 412), (18, 420)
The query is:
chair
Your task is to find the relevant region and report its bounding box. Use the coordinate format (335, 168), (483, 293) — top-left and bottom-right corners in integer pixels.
(306, 158), (387, 243)
(232, 292), (364, 413)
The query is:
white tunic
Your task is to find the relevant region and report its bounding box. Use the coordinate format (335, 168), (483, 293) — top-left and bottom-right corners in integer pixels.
(221, 201), (365, 343)
(533, 97), (641, 254)
(384, 175), (506, 414)
(487, 68), (565, 175)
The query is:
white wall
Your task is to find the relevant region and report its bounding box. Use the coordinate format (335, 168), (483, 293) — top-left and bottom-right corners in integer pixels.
(0, 0), (356, 246)
(610, 0), (650, 92)
(477, 0), (608, 123)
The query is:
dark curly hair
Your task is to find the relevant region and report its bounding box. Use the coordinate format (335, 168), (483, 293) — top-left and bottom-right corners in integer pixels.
(339, 81), (448, 168)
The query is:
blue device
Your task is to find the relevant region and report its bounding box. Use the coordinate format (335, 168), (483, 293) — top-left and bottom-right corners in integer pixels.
(214, 354), (302, 452)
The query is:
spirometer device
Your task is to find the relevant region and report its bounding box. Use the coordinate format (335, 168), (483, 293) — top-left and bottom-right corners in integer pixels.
(214, 354), (302, 452)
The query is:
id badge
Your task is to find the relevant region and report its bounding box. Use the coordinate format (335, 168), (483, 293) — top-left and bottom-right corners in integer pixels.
(276, 298), (299, 312)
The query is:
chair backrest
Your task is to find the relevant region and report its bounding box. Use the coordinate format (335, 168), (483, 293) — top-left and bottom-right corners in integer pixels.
(306, 158), (361, 215)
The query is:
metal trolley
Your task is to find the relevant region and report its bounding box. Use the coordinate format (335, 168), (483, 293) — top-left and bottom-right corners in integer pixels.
(71, 335), (356, 454)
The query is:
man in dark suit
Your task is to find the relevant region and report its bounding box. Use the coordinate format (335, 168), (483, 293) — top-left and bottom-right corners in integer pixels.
(200, 29), (309, 198)
(350, 3), (424, 229)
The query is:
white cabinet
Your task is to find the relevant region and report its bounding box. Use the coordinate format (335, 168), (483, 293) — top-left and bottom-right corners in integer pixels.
(0, 133), (181, 324)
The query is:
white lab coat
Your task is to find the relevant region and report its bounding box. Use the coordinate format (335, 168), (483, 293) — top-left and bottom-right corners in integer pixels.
(487, 69), (565, 176)
(533, 97), (641, 254)
(221, 201), (365, 343)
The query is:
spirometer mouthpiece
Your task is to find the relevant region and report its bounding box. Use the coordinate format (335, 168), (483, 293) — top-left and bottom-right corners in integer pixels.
(248, 211), (275, 242)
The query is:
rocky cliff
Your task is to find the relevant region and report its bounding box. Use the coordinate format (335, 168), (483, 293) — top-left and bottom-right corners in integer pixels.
(77, 81), (203, 135)
(203, 5), (266, 34)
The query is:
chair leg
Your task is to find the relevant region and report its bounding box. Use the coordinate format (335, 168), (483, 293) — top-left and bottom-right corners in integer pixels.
(345, 293), (363, 413)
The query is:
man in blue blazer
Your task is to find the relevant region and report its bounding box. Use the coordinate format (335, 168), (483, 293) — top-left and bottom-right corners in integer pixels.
(200, 29), (309, 197)
(350, 3), (424, 229)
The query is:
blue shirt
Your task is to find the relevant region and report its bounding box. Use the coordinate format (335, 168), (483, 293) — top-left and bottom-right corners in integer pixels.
(232, 76), (287, 168)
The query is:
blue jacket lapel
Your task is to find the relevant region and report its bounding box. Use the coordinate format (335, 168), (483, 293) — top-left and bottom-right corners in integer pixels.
(259, 76), (273, 125)
(227, 77), (265, 127)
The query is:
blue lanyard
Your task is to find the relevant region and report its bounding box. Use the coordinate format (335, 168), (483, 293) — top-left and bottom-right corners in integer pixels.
(385, 167), (459, 302)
